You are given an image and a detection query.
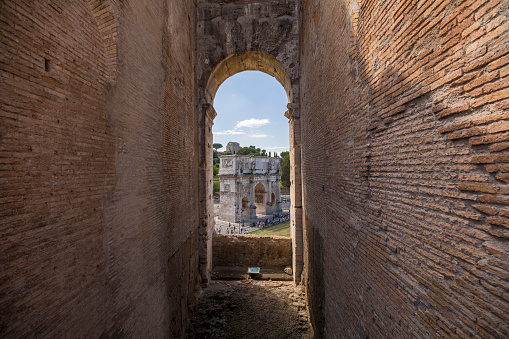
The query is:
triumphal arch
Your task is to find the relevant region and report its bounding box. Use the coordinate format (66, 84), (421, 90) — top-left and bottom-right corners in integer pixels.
(218, 156), (282, 223)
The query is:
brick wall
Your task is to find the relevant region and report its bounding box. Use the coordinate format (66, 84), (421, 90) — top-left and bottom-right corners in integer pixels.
(213, 234), (292, 267)
(0, 0), (199, 337)
(301, 0), (509, 337)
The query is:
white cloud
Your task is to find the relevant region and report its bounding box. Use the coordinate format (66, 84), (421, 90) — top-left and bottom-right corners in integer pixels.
(264, 146), (288, 150)
(215, 129), (246, 136)
(235, 118), (270, 129)
(215, 118), (270, 136)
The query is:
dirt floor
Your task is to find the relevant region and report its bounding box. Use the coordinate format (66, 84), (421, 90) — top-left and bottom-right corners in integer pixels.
(187, 280), (311, 339)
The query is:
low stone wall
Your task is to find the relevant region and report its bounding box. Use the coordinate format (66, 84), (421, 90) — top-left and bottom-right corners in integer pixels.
(213, 235), (292, 267)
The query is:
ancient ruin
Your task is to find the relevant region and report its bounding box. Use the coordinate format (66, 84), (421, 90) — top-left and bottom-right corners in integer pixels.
(218, 155), (282, 223)
(1, 0), (509, 338)
(224, 141), (240, 154)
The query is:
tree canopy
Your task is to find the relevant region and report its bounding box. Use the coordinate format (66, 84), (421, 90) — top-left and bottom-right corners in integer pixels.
(236, 145), (267, 156)
(213, 143), (223, 150)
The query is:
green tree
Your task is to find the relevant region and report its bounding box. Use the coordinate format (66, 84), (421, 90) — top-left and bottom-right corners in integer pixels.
(213, 165), (219, 176)
(281, 153), (290, 187)
(237, 145), (260, 156)
(213, 143), (223, 150)
(280, 151), (289, 159)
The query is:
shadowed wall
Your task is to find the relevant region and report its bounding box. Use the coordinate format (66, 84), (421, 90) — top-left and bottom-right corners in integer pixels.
(0, 1), (199, 337)
(301, 0), (509, 337)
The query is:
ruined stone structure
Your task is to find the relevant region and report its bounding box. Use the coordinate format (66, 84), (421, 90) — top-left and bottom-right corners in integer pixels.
(218, 155), (282, 222)
(225, 141), (240, 154)
(1, 0), (509, 338)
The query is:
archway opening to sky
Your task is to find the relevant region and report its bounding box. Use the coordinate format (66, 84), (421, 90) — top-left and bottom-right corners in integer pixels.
(212, 70), (291, 237)
(212, 71), (289, 155)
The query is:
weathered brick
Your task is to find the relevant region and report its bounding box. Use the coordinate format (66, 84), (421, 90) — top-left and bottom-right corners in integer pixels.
(439, 120), (472, 134)
(463, 71), (499, 92)
(487, 120), (509, 134)
(472, 112), (509, 126)
(484, 78), (509, 94)
(5, 1), (508, 339)
(437, 103), (470, 119)
(482, 241), (506, 256)
(448, 127), (486, 140)
(471, 153), (509, 164)
(478, 195), (509, 205)
(486, 216), (509, 228)
(470, 132), (509, 145)
(472, 88), (509, 108)
(485, 164), (499, 173)
(489, 142), (509, 152)
(457, 182), (497, 194)
(472, 204), (498, 215)
(495, 174), (509, 183)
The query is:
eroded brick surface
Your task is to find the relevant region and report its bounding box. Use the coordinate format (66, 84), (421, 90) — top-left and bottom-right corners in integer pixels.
(213, 235), (292, 267)
(0, 1), (199, 337)
(301, 0), (509, 337)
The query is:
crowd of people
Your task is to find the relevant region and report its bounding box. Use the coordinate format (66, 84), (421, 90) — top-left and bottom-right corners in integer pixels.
(216, 212), (290, 235)
(218, 224), (249, 234)
(249, 213), (290, 229)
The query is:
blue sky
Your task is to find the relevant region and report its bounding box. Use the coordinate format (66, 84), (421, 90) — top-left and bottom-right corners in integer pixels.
(212, 71), (289, 155)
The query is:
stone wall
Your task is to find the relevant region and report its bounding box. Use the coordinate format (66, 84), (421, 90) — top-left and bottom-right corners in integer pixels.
(301, 0), (509, 337)
(0, 1), (199, 337)
(213, 235), (292, 267)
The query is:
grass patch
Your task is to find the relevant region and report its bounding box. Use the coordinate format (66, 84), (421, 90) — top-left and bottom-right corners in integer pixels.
(251, 220), (291, 237)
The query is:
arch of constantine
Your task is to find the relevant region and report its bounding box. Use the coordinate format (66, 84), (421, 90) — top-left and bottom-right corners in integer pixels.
(218, 155), (282, 223)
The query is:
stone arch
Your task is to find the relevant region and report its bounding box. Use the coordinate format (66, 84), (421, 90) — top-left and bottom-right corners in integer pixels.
(268, 192), (276, 214)
(205, 51), (293, 105)
(241, 197), (249, 221)
(254, 183), (267, 216)
(197, 0), (302, 284)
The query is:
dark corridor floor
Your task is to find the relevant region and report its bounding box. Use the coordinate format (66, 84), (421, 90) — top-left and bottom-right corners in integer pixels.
(187, 280), (311, 339)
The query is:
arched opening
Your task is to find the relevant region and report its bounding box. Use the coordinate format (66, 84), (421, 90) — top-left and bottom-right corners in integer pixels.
(199, 50), (303, 284)
(205, 51), (293, 105)
(254, 183), (266, 216)
(241, 197), (248, 222)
